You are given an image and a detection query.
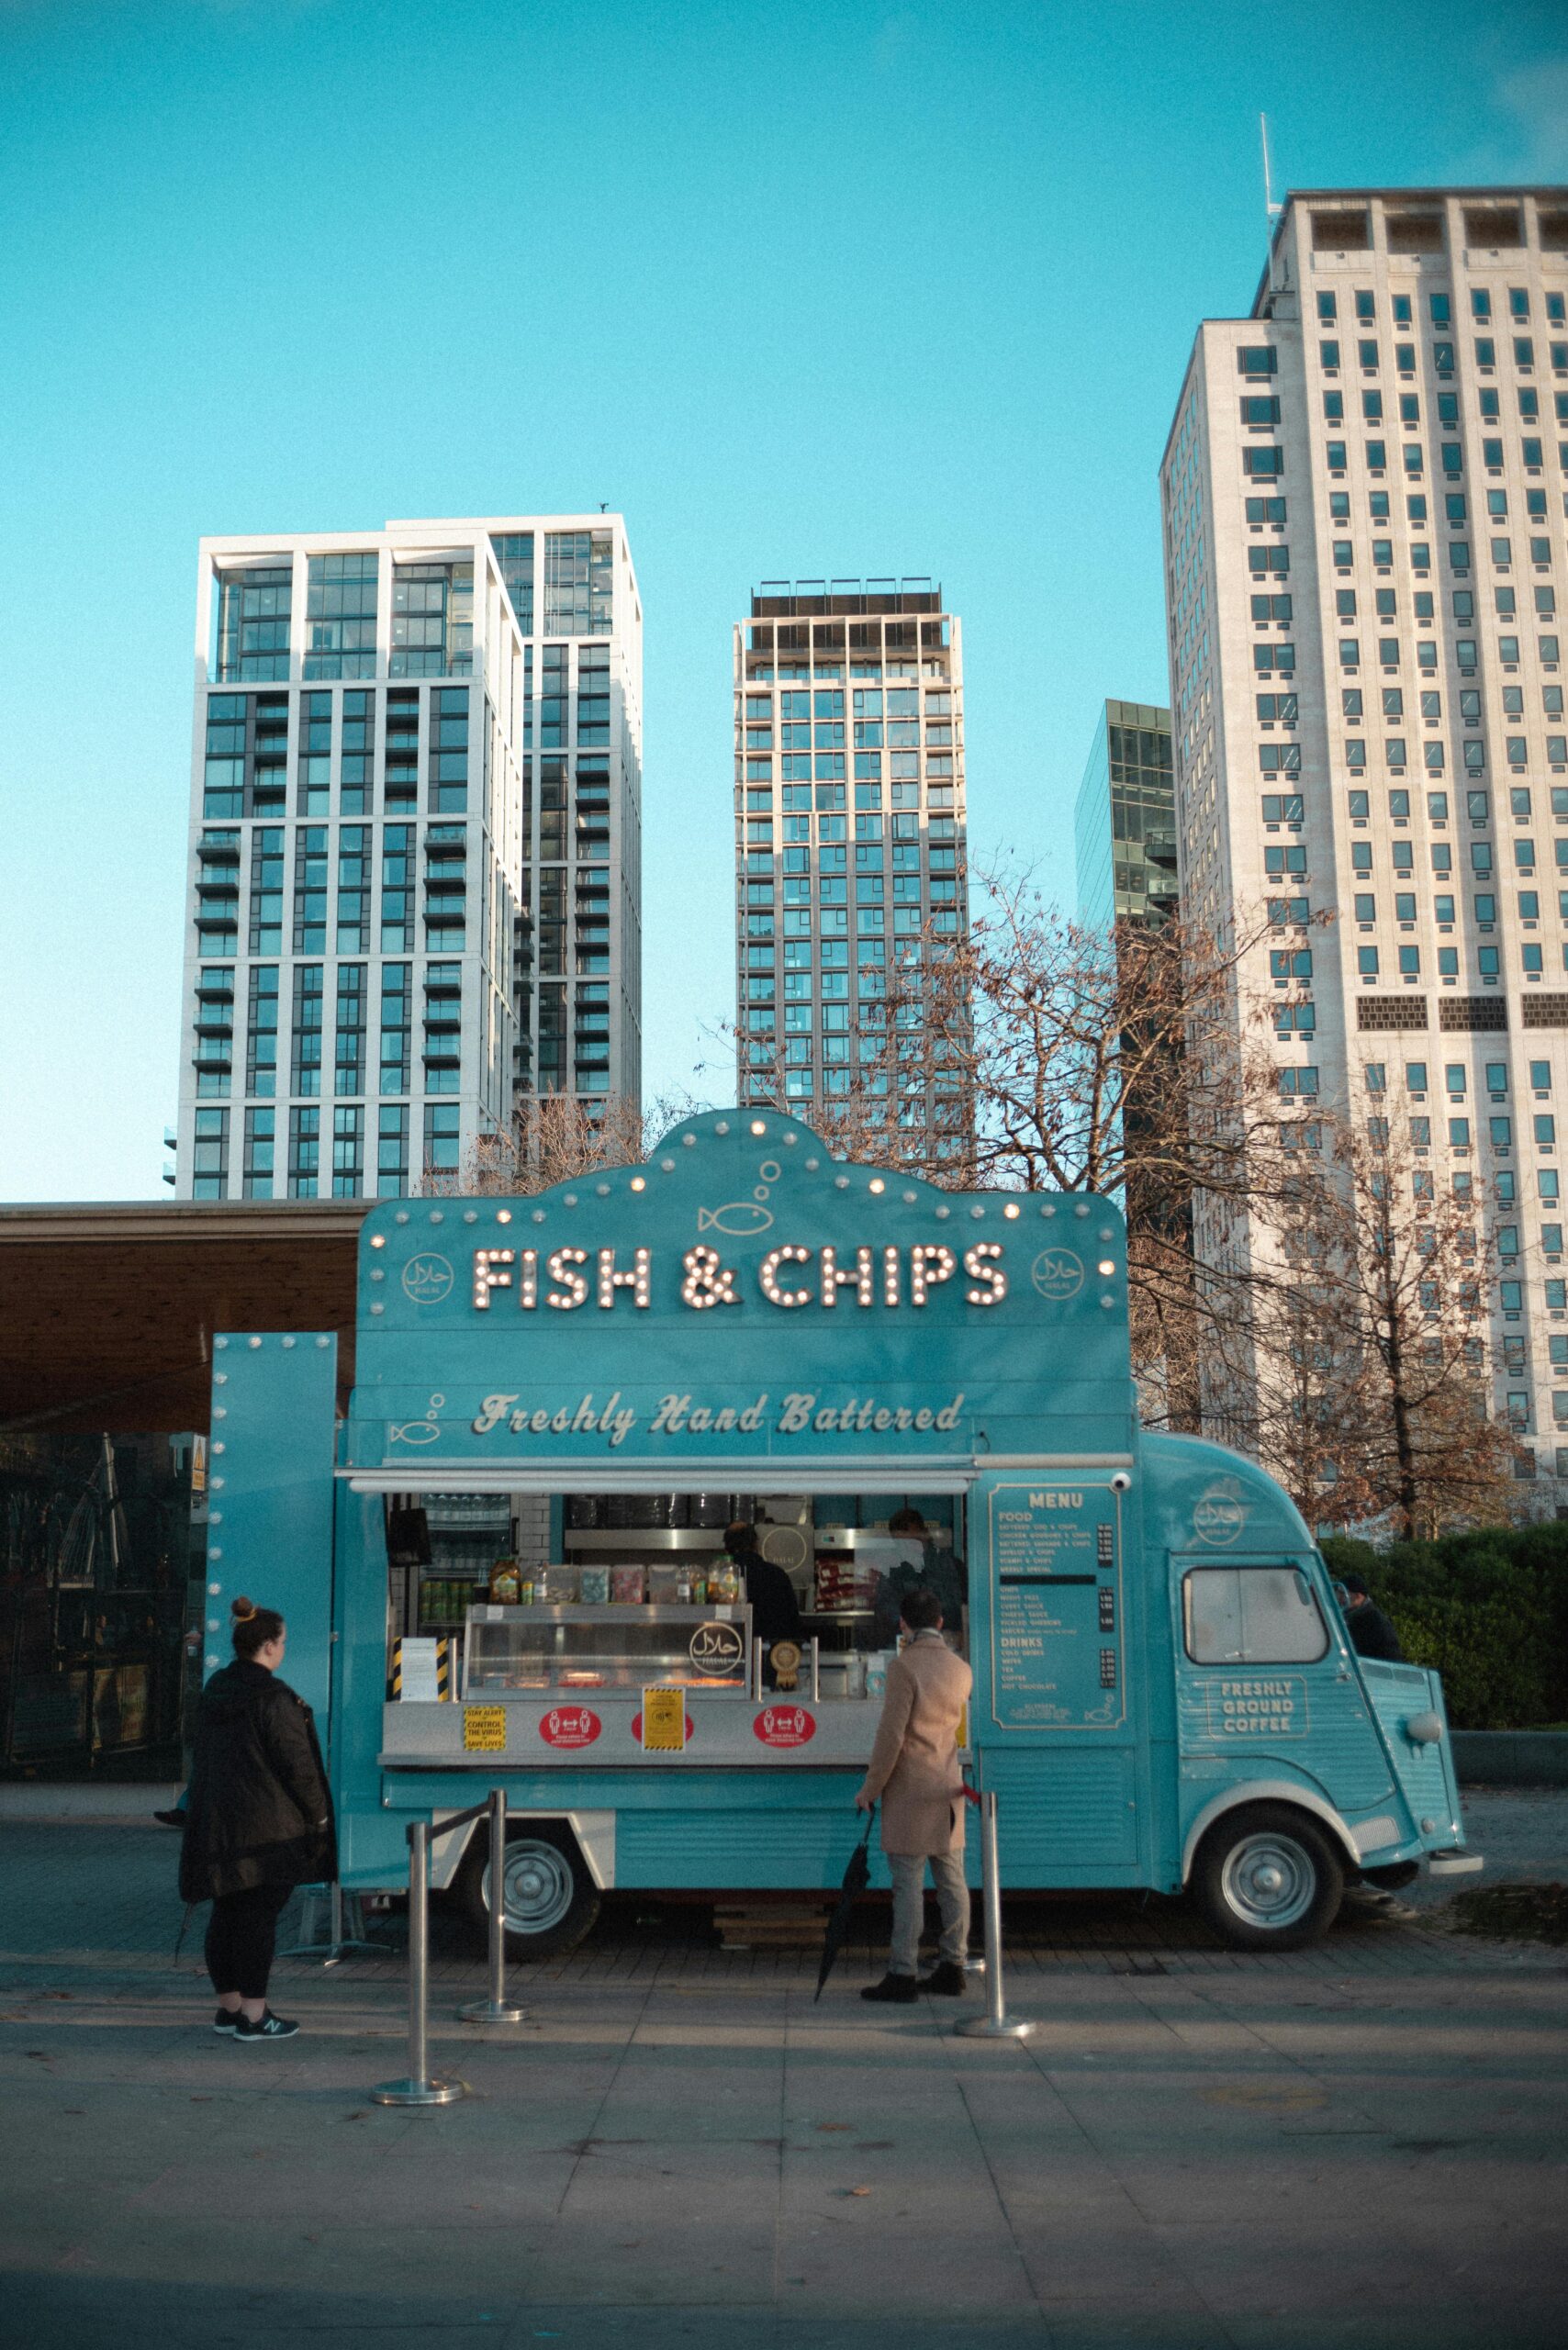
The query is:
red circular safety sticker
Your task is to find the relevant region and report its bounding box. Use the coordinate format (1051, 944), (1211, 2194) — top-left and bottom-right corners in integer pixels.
(538, 1706), (601, 1750)
(752, 1705), (817, 1748)
(630, 1711), (695, 1741)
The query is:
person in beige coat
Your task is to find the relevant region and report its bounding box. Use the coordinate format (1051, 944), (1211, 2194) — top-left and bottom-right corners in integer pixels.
(855, 1585), (974, 2002)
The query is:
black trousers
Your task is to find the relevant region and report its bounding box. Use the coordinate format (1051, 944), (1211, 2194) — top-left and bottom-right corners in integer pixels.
(205, 1883), (293, 1999)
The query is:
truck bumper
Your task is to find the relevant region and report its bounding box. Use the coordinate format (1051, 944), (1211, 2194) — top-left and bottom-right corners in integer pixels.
(1427, 1850), (1484, 1877)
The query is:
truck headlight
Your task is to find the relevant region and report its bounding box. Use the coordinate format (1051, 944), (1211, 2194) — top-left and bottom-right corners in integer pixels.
(1404, 1710), (1443, 1745)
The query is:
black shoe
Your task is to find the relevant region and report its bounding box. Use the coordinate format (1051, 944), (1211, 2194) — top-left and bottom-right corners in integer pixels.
(860, 1973), (919, 2004)
(213, 2009), (240, 2035)
(233, 2009), (298, 2042)
(918, 1960), (969, 1996)
(153, 1808), (186, 1829)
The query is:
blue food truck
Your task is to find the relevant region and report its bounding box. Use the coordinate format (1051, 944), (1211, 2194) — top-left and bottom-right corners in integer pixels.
(203, 1111), (1480, 1955)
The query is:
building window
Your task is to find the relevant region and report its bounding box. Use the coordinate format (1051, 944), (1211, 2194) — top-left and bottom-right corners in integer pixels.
(390, 562), (473, 677)
(543, 531), (613, 635)
(287, 1105), (319, 1197)
(292, 826), (329, 952)
(304, 553), (377, 679)
(423, 1101), (460, 1175)
(298, 691), (331, 814)
(428, 687), (469, 812)
(215, 565), (291, 683)
(337, 824), (371, 952)
(577, 643), (610, 745)
(241, 1107), (274, 1199)
(245, 965), (278, 1099)
(379, 964), (411, 1095)
(191, 1107), (230, 1200)
(334, 964), (366, 1098)
(331, 1103), (364, 1197)
(377, 1103), (409, 1197)
(290, 964), (324, 1098)
(491, 532), (534, 633)
(381, 823), (413, 950)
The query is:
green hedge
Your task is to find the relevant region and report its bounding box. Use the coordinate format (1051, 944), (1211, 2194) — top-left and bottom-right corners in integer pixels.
(1321, 1523), (1568, 1730)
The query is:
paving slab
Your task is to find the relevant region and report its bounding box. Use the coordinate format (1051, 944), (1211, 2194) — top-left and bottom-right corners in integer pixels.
(2, 1822), (1567, 2348)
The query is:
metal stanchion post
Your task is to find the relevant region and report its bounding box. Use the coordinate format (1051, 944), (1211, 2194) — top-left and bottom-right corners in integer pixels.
(459, 1788), (526, 2025)
(956, 1791), (1032, 2041)
(373, 1820), (466, 2105)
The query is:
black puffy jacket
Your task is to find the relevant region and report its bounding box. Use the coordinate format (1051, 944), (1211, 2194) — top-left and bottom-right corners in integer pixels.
(179, 1661), (337, 1902)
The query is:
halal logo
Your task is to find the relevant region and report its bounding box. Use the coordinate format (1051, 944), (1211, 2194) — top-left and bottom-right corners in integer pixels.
(402, 1252), (454, 1305)
(1193, 1479), (1246, 1546)
(689, 1620), (745, 1678)
(1031, 1248), (1084, 1302)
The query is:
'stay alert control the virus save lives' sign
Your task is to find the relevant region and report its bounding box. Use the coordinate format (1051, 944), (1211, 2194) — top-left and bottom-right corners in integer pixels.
(752, 1705), (816, 1749)
(539, 1706), (601, 1750)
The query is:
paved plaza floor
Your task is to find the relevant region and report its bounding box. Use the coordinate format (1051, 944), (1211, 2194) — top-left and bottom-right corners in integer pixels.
(1, 1793), (1565, 2350)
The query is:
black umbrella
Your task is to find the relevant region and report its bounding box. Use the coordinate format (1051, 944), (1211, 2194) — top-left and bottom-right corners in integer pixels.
(815, 1807), (876, 2001)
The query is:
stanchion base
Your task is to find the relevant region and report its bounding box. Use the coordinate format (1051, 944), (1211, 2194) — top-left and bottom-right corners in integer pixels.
(955, 2017), (1034, 2039)
(457, 1999), (527, 2024)
(371, 2076), (467, 2106)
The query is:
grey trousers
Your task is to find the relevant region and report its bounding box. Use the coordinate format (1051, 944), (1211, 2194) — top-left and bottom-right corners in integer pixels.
(889, 1850), (970, 1978)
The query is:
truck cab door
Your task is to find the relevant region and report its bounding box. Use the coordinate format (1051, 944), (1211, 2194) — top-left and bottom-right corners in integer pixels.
(1172, 1555), (1394, 1819)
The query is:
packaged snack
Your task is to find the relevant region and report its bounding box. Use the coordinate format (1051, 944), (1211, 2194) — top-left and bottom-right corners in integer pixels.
(537, 1564), (577, 1604)
(610, 1564), (646, 1605)
(577, 1564), (610, 1605)
(488, 1560), (521, 1605)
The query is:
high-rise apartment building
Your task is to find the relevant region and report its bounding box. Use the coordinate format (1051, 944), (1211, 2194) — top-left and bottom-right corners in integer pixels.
(733, 579), (968, 1143)
(176, 515), (642, 1200)
(1074, 699), (1177, 930)
(1161, 185), (1568, 1491)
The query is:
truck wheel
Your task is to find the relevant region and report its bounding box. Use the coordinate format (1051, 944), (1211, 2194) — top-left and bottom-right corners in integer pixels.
(457, 1821), (601, 1961)
(1193, 1804), (1344, 1952)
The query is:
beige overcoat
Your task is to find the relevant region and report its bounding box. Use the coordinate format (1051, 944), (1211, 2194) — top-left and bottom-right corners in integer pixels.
(857, 1632), (973, 1858)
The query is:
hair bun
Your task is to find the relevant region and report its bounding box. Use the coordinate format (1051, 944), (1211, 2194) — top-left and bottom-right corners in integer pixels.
(231, 1597), (257, 1622)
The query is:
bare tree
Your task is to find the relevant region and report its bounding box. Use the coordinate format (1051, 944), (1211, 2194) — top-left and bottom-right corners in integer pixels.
(1238, 1113), (1515, 1537)
(430, 1088), (707, 1198)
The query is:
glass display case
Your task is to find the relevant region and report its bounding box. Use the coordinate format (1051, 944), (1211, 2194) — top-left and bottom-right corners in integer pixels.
(462, 1604), (753, 1698)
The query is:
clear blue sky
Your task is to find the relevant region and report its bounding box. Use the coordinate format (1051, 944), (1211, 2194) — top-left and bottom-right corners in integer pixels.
(2, 0), (1565, 1200)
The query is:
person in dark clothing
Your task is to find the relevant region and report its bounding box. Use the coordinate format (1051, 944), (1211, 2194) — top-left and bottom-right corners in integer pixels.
(873, 1508), (968, 1650)
(1338, 1572), (1405, 1662)
(179, 1596), (336, 2042)
(724, 1521), (801, 1681)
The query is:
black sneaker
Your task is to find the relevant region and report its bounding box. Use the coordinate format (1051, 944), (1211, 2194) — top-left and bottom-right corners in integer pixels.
(213, 2009), (240, 2035)
(917, 1960), (969, 1996)
(860, 1973), (919, 2004)
(233, 2009), (298, 2042)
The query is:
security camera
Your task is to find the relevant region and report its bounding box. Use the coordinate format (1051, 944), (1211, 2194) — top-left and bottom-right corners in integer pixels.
(1110, 1471), (1132, 1493)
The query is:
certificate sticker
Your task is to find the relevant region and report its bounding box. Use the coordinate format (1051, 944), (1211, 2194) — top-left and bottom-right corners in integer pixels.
(640, 1686), (689, 1751)
(463, 1705), (507, 1752)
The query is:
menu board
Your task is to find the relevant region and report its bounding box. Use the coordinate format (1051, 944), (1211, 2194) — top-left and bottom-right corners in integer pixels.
(986, 1481), (1125, 1730)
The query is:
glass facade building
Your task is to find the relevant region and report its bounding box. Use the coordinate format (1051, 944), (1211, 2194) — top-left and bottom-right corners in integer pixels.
(732, 579), (969, 1148)
(175, 515), (643, 1199)
(1073, 699), (1177, 930)
(1161, 185), (1568, 1494)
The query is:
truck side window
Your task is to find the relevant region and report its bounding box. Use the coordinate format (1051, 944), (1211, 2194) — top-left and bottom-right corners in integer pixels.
(1182, 1568), (1327, 1665)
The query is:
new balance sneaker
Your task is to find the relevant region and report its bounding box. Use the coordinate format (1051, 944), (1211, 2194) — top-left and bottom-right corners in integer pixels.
(917, 1961), (969, 1996)
(859, 1973), (919, 2004)
(213, 2009), (240, 2035)
(232, 2009), (298, 2042)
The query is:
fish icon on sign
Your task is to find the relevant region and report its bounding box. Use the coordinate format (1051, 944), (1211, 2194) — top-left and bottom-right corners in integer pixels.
(390, 1393), (445, 1447)
(697, 1202), (775, 1236)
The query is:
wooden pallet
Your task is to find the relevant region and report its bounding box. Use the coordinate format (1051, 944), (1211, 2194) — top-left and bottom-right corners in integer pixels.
(714, 1902), (833, 1951)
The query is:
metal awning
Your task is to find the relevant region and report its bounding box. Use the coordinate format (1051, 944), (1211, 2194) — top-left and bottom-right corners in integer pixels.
(340, 1451), (1133, 1497)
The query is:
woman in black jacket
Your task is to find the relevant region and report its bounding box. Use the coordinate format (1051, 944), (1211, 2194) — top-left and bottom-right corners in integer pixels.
(180, 1597), (336, 2042)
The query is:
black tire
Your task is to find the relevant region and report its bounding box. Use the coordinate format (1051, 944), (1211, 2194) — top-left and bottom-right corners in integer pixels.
(1192, 1803), (1345, 1952)
(456, 1819), (601, 1961)
(1359, 1860), (1419, 1893)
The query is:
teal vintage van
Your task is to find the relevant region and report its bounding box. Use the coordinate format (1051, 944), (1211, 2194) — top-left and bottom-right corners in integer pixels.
(201, 1112), (1481, 1955)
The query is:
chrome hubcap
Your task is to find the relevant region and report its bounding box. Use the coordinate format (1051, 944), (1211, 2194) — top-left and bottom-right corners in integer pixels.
(487, 1840), (575, 1935)
(1221, 1833), (1316, 1930)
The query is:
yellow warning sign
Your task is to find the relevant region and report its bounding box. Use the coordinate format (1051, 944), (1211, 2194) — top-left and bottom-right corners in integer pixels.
(957, 1699), (969, 1751)
(641, 1685), (688, 1752)
(463, 1705), (507, 1752)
